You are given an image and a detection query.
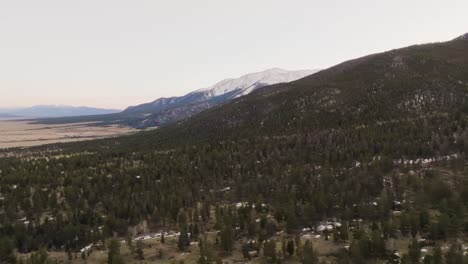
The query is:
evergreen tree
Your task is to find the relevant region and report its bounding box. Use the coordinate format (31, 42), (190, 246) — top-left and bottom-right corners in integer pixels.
(135, 240), (144, 260)
(433, 244), (443, 264)
(287, 240), (295, 257)
(178, 227), (190, 251)
(302, 240), (318, 264)
(0, 237), (16, 264)
(263, 240), (277, 262)
(107, 239), (124, 264)
(220, 224), (234, 253)
(445, 243), (464, 264)
(370, 229), (386, 258)
(408, 239), (421, 263)
(26, 248), (49, 264)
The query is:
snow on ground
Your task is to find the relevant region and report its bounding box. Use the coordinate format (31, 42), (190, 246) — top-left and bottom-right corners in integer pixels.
(195, 68), (318, 98)
(393, 154), (459, 165)
(134, 230), (180, 241)
(80, 243), (94, 253)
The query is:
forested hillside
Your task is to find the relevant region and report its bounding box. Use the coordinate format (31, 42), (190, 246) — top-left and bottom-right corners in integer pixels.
(1, 36), (468, 264)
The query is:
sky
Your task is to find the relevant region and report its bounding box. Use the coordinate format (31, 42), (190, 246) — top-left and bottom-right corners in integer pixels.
(0, 0), (467, 109)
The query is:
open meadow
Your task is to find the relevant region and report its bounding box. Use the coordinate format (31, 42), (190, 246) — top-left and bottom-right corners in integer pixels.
(0, 119), (134, 149)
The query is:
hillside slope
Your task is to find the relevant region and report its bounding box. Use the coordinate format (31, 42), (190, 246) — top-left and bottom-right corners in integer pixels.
(155, 38), (468, 144)
(3, 34), (468, 264)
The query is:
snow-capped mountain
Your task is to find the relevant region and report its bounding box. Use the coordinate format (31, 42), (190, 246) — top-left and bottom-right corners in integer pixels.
(195, 68), (318, 98)
(123, 68), (319, 128)
(125, 68), (317, 114)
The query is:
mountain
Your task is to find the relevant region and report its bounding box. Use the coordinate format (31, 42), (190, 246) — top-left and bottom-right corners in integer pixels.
(122, 68), (318, 128)
(46, 33), (468, 156)
(0, 105), (120, 118)
(193, 68), (317, 98)
(0, 113), (19, 119)
(35, 68), (318, 127)
(159, 35), (468, 143)
(455, 32), (468, 40)
(3, 33), (468, 264)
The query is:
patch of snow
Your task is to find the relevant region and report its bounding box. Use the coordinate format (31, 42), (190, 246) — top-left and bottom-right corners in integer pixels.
(394, 154), (459, 165)
(80, 244), (94, 253)
(217, 187), (231, 192)
(134, 231), (180, 241)
(194, 68), (319, 98)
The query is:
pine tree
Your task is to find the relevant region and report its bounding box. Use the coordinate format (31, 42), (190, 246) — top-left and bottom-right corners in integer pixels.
(26, 249), (49, 264)
(178, 227), (190, 251)
(107, 239), (124, 264)
(428, 255), (440, 264)
(295, 234), (303, 258)
(445, 243), (464, 264)
(135, 240), (144, 260)
(408, 239), (420, 263)
(302, 240), (318, 264)
(0, 237), (16, 264)
(263, 240), (277, 262)
(220, 224), (234, 253)
(242, 243), (250, 260)
(67, 249), (73, 261)
(287, 240), (295, 257)
(126, 236), (134, 255)
(433, 244), (443, 264)
(370, 229), (385, 258)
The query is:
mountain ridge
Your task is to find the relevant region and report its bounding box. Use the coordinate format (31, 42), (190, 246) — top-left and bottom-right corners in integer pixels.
(455, 32), (468, 40)
(0, 105), (120, 118)
(125, 68), (317, 113)
(123, 68), (318, 128)
(35, 68), (318, 128)
(135, 34), (468, 147)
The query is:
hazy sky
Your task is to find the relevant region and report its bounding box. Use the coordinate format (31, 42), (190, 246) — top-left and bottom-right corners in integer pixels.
(1, 0), (467, 109)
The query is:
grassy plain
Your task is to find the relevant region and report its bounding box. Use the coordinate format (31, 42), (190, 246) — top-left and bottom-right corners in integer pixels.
(0, 119), (134, 149)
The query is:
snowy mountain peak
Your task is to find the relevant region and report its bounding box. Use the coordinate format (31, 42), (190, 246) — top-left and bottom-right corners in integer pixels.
(122, 68), (320, 127)
(196, 68), (318, 98)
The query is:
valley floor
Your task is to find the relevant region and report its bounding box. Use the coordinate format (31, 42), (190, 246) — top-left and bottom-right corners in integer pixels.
(0, 120), (134, 149)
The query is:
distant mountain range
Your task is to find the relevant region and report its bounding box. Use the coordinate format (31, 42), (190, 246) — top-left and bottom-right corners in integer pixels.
(35, 68), (319, 127)
(0, 113), (20, 119)
(0, 105), (120, 118)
